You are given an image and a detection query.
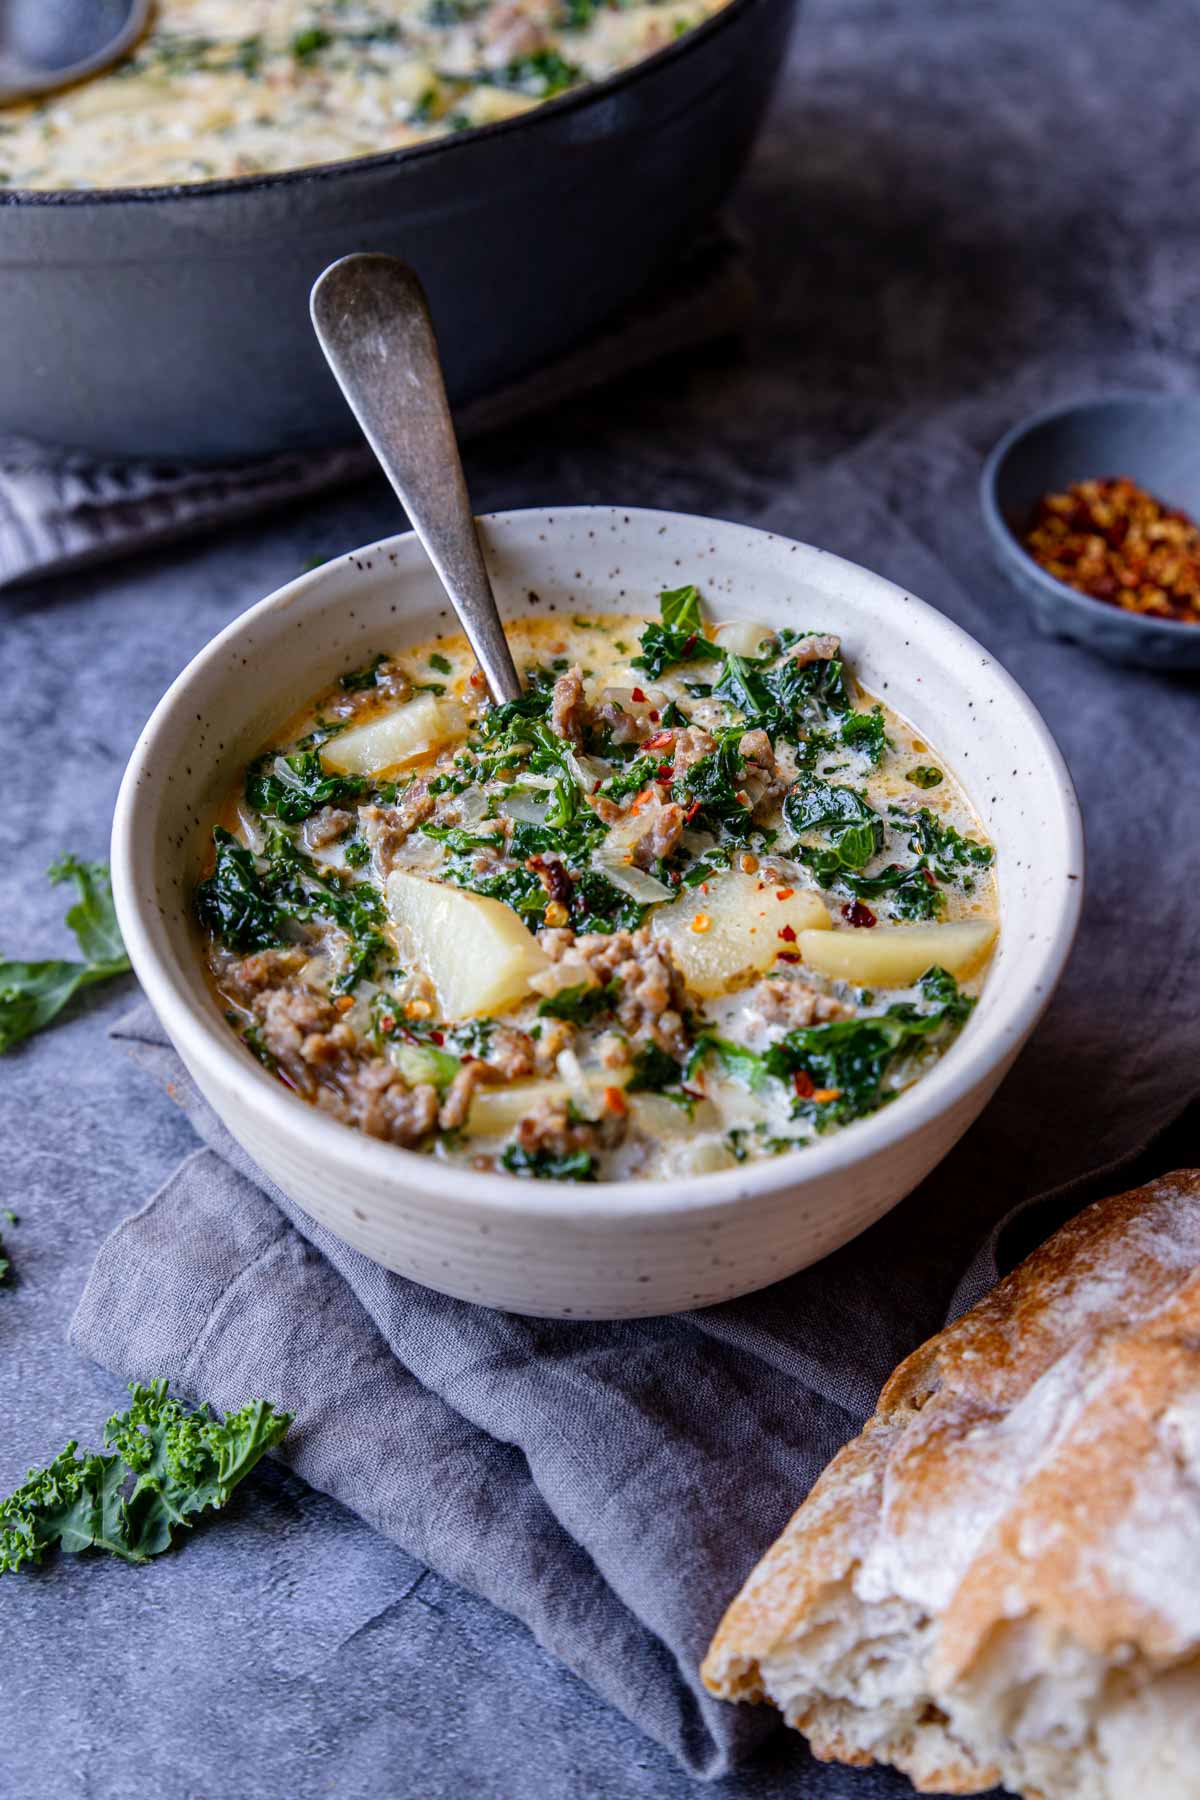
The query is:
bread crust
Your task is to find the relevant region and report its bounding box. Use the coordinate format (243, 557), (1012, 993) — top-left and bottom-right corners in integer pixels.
(702, 1171), (1200, 1799)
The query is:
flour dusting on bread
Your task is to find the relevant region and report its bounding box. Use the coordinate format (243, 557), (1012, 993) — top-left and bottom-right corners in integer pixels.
(702, 1171), (1200, 1799)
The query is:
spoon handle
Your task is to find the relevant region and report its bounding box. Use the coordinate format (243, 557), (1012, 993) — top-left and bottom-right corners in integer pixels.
(310, 254), (523, 705)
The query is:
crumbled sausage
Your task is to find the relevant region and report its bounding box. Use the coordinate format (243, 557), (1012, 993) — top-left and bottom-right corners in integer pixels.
(248, 976), (440, 1147)
(788, 633), (841, 668)
(513, 1094), (628, 1159)
(479, 1025), (537, 1081)
(589, 792), (625, 826)
(748, 978), (851, 1029)
(550, 664), (588, 746)
(630, 798), (685, 869)
(593, 700), (642, 746)
(738, 729), (775, 775)
(438, 1064), (480, 1132)
(359, 783), (436, 872)
(672, 726), (716, 781)
(303, 806), (354, 850)
(318, 1067), (440, 1146)
(539, 926), (690, 1062)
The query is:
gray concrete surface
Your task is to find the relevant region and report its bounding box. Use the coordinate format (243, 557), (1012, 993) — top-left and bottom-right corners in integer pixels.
(3, 3), (1200, 1795)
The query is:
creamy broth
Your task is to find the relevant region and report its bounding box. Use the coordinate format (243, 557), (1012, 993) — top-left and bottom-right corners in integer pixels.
(197, 590), (998, 1183)
(0, 0), (731, 191)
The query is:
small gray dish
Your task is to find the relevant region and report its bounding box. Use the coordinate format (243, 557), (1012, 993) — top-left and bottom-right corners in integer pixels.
(981, 394), (1200, 670)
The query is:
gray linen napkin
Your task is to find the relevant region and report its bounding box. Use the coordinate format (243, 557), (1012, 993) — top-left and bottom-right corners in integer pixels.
(70, 1004), (1198, 1781)
(0, 228), (752, 591)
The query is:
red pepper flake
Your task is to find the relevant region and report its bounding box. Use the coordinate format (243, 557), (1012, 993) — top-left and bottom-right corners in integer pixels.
(656, 762), (674, 782)
(776, 887), (795, 900)
(681, 633), (698, 656)
(641, 730), (675, 752)
(776, 950), (801, 963)
(793, 1070), (815, 1099)
(778, 923), (797, 943)
(469, 670), (486, 688)
(647, 709), (660, 723)
(924, 867), (939, 888)
(604, 1086), (628, 1116)
(429, 1030), (445, 1046)
(630, 686), (647, 703)
(684, 800), (701, 823)
(841, 900), (877, 928)
(379, 1014), (395, 1034)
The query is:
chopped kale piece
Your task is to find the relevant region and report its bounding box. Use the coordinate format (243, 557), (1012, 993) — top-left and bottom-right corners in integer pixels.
(338, 652), (387, 691)
(626, 1042), (686, 1093)
(245, 749), (366, 824)
(536, 982), (620, 1025)
(906, 765), (944, 789)
(892, 808), (994, 883)
(762, 968), (975, 1128)
(840, 706), (888, 765)
(501, 1144), (598, 1181)
(631, 586), (722, 680)
(784, 779), (884, 872)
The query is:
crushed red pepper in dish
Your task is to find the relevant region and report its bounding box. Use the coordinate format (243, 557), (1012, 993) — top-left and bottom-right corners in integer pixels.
(1023, 475), (1200, 624)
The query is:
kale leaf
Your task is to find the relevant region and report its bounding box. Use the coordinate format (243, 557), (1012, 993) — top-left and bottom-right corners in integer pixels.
(536, 981), (620, 1024)
(0, 1380), (291, 1574)
(893, 808), (995, 883)
(631, 586), (722, 680)
(626, 1042), (686, 1093)
(784, 779), (884, 873)
(672, 730), (754, 840)
(841, 706), (888, 764)
(905, 765), (944, 789)
(195, 827), (283, 954)
(713, 643), (850, 741)
(763, 967), (975, 1127)
(501, 1144), (598, 1181)
(338, 652), (388, 692)
(0, 857), (131, 1054)
(245, 749), (366, 825)
(196, 829), (390, 992)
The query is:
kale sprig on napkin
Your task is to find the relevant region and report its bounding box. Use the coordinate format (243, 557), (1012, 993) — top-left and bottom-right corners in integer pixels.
(0, 1381), (291, 1573)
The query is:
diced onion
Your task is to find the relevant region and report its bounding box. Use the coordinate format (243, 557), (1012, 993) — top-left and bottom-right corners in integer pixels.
(389, 833), (444, 871)
(591, 846), (673, 903)
(500, 791), (550, 826)
(555, 1047), (592, 1114)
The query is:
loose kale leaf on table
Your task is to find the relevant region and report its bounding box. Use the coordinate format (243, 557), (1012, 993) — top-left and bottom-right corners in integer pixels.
(0, 856), (131, 1054)
(0, 1380), (292, 1574)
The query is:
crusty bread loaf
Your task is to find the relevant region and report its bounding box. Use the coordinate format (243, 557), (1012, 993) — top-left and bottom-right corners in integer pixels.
(702, 1171), (1200, 1800)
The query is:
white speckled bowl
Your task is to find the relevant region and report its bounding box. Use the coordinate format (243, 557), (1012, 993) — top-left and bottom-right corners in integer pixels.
(111, 508), (1083, 1318)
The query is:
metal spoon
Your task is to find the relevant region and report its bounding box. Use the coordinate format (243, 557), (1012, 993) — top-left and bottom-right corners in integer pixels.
(310, 254), (523, 706)
(0, 0), (151, 105)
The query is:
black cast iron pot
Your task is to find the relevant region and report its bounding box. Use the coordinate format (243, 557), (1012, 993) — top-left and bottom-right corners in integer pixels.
(0, 0), (798, 460)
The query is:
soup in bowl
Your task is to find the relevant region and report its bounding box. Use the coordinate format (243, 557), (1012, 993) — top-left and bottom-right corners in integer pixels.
(111, 508), (1082, 1317)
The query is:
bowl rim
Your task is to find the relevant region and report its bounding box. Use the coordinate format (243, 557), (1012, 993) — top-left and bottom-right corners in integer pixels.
(0, 0), (770, 207)
(111, 504), (1085, 1223)
(981, 392), (1200, 641)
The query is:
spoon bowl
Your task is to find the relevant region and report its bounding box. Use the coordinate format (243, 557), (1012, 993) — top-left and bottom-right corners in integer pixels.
(0, 0), (151, 104)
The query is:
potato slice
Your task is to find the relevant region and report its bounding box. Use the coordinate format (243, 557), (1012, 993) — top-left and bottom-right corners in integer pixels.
(468, 1071), (630, 1136)
(322, 695), (467, 777)
(652, 872), (832, 998)
(795, 920), (997, 987)
(386, 870), (548, 1018)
